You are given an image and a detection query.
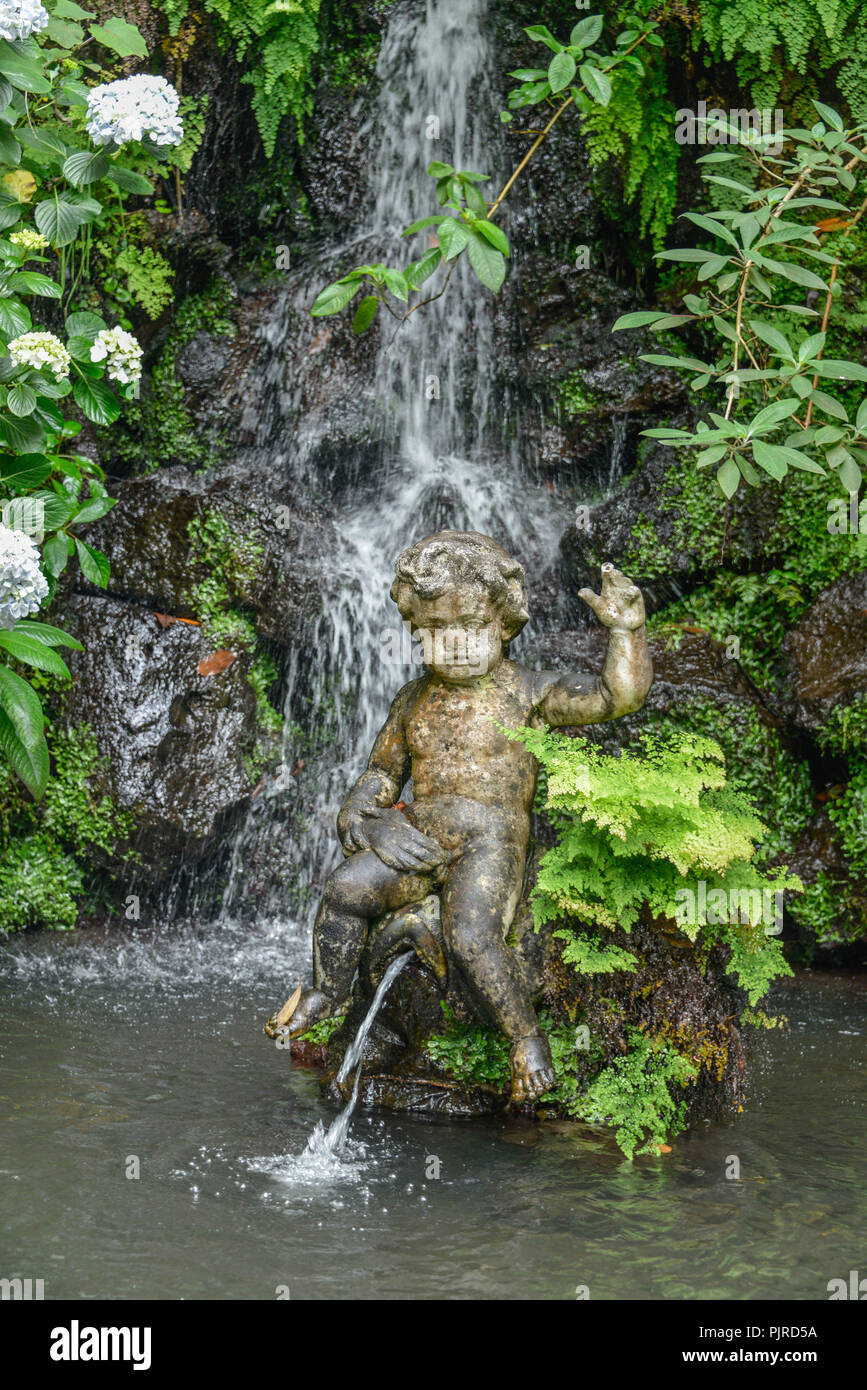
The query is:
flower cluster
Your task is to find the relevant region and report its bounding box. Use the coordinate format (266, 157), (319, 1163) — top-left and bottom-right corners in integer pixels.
(8, 331), (71, 380)
(85, 75), (184, 148)
(0, 0), (49, 43)
(90, 326), (143, 385)
(10, 228), (49, 253)
(0, 522), (48, 628)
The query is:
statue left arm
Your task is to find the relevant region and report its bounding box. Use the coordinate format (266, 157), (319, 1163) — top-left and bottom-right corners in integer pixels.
(537, 565), (653, 727)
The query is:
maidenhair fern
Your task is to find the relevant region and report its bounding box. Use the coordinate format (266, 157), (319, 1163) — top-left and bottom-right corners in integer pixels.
(698, 0), (867, 123)
(162, 0), (321, 155)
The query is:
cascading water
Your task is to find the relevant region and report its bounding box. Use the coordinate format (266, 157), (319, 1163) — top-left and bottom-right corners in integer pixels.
(222, 0), (573, 924)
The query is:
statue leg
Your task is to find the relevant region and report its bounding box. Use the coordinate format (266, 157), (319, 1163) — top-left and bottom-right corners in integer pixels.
(313, 849), (434, 1005)
(268, 852), (434, 1037)
(440, 838), (556, 1103)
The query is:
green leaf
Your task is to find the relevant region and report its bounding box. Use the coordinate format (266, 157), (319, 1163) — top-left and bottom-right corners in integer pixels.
(579, 64), (612, 106)
(717, 457), (741, 497)
(45, 16), (84, 48)
(104, 164), (154, 196)
(751, 440), (789, 478)
(0, 412), (43, 452)
(352, 295), (378, 334)
(383, 269), (409, 303)
(73, 537), (110, 587)
(524, 25), (563, 53)
(0, 125), (20, 163)
(812, 101), (843, 132)
(797, 332), (826, 363)
(89, 17), (148, 58)
(64, 310), (106, 338)
(0, 40), (50, 94)
(35, 191), (101, 247)
(639, 353), (713, 371)
(748, 320), (794, 358)
(41, 532), (69, 578)
(0, 630), (70, 678)
(0, 295), (29, 338)
(426, 161), (454, 178)
(0, 450), (49, 489)
(404, 247), (442, 290)
(0, 190), (23, 232)
(838, 454), (862, 492)
(810, 389), (849, 421)
(11, 619), (82, 648)
(0, 662), (44, 748)
(62, 150), (110, 188)
(5, 271), (61, 297)
(402, 214), (446, 237)
(15, 127), (69, 159)
(548, 51), (576, 94)
(437, 217), (469, 260)
(571, 16), (603, 48)
(681, 211), (740, 248)
(31, 488), (74, 528)
(472, 219), (509, 256)
(6, 381), (36, 415)
(855, 399), (867, 434)
(310, 278), (361, 317)
(53, 2), (97, 18)
(466, 230), (506, 292)
(759, 258), (827, 292)
(72, 374), (120, 426)
(69, 494), (114, 525)
(0, 706), (48, 798)
(747, 398), (801, 434)
(612, 311), (668, 330)
(814, 359), (867, 382)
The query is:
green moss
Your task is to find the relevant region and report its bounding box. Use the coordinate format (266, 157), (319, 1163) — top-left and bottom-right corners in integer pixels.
(556, 374), (599, 417)
(105, 277), (237, 475)
(818, 696), (867, 757)
(185, 508), (283, 749)
(0, 723), (134, 934)
(653, 469), (862, 690)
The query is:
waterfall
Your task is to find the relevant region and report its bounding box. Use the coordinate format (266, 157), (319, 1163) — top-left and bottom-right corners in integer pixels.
(222, 0), (573, 923)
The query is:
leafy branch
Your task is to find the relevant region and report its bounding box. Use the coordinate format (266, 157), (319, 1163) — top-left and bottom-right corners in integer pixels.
(614, 104), (867, 497)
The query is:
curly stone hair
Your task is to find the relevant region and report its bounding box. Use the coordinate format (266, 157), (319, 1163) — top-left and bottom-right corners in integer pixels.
(390, 530), (530, 640)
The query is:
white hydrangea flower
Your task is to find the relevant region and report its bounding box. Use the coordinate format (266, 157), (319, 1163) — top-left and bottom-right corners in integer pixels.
(8, 330), (71, 380)
(0, 0), (49, 43)
(90, 326), (143, 385)
(85, 75), (184, 149)
(9, 228), (49, 252)
(0, 522), (48, 628)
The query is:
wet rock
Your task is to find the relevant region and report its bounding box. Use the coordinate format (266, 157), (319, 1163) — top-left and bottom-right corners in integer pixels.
(81, 462), (337, 644)
(782, 571), (867, 734)
(558, 426), (778, 613)
(57, 594), (264, 879)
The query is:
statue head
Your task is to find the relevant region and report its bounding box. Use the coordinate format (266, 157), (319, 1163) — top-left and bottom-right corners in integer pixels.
(390, 530), (530, 684)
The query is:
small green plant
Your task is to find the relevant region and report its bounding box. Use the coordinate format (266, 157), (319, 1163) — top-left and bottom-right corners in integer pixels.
(567, 1027), (698, 1160)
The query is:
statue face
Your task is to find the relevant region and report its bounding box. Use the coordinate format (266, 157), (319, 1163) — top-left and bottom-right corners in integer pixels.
(406, 583), (504, 684)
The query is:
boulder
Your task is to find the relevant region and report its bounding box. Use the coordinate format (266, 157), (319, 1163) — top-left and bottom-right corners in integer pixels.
(782, 571), (867, 734)
(57, 593), (268, 880)
(81, 463), (336, 644)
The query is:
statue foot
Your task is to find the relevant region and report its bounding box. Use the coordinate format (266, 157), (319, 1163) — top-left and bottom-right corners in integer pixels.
(264, 988), (331, 1040)
(509, 1035), (556, 1105)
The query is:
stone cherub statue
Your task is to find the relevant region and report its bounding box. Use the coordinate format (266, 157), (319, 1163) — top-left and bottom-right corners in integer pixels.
(267, 531), (652, 1102)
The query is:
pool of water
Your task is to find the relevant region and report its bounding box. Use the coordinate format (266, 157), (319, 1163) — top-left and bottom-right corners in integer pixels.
(1, 919), (864, 1300)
